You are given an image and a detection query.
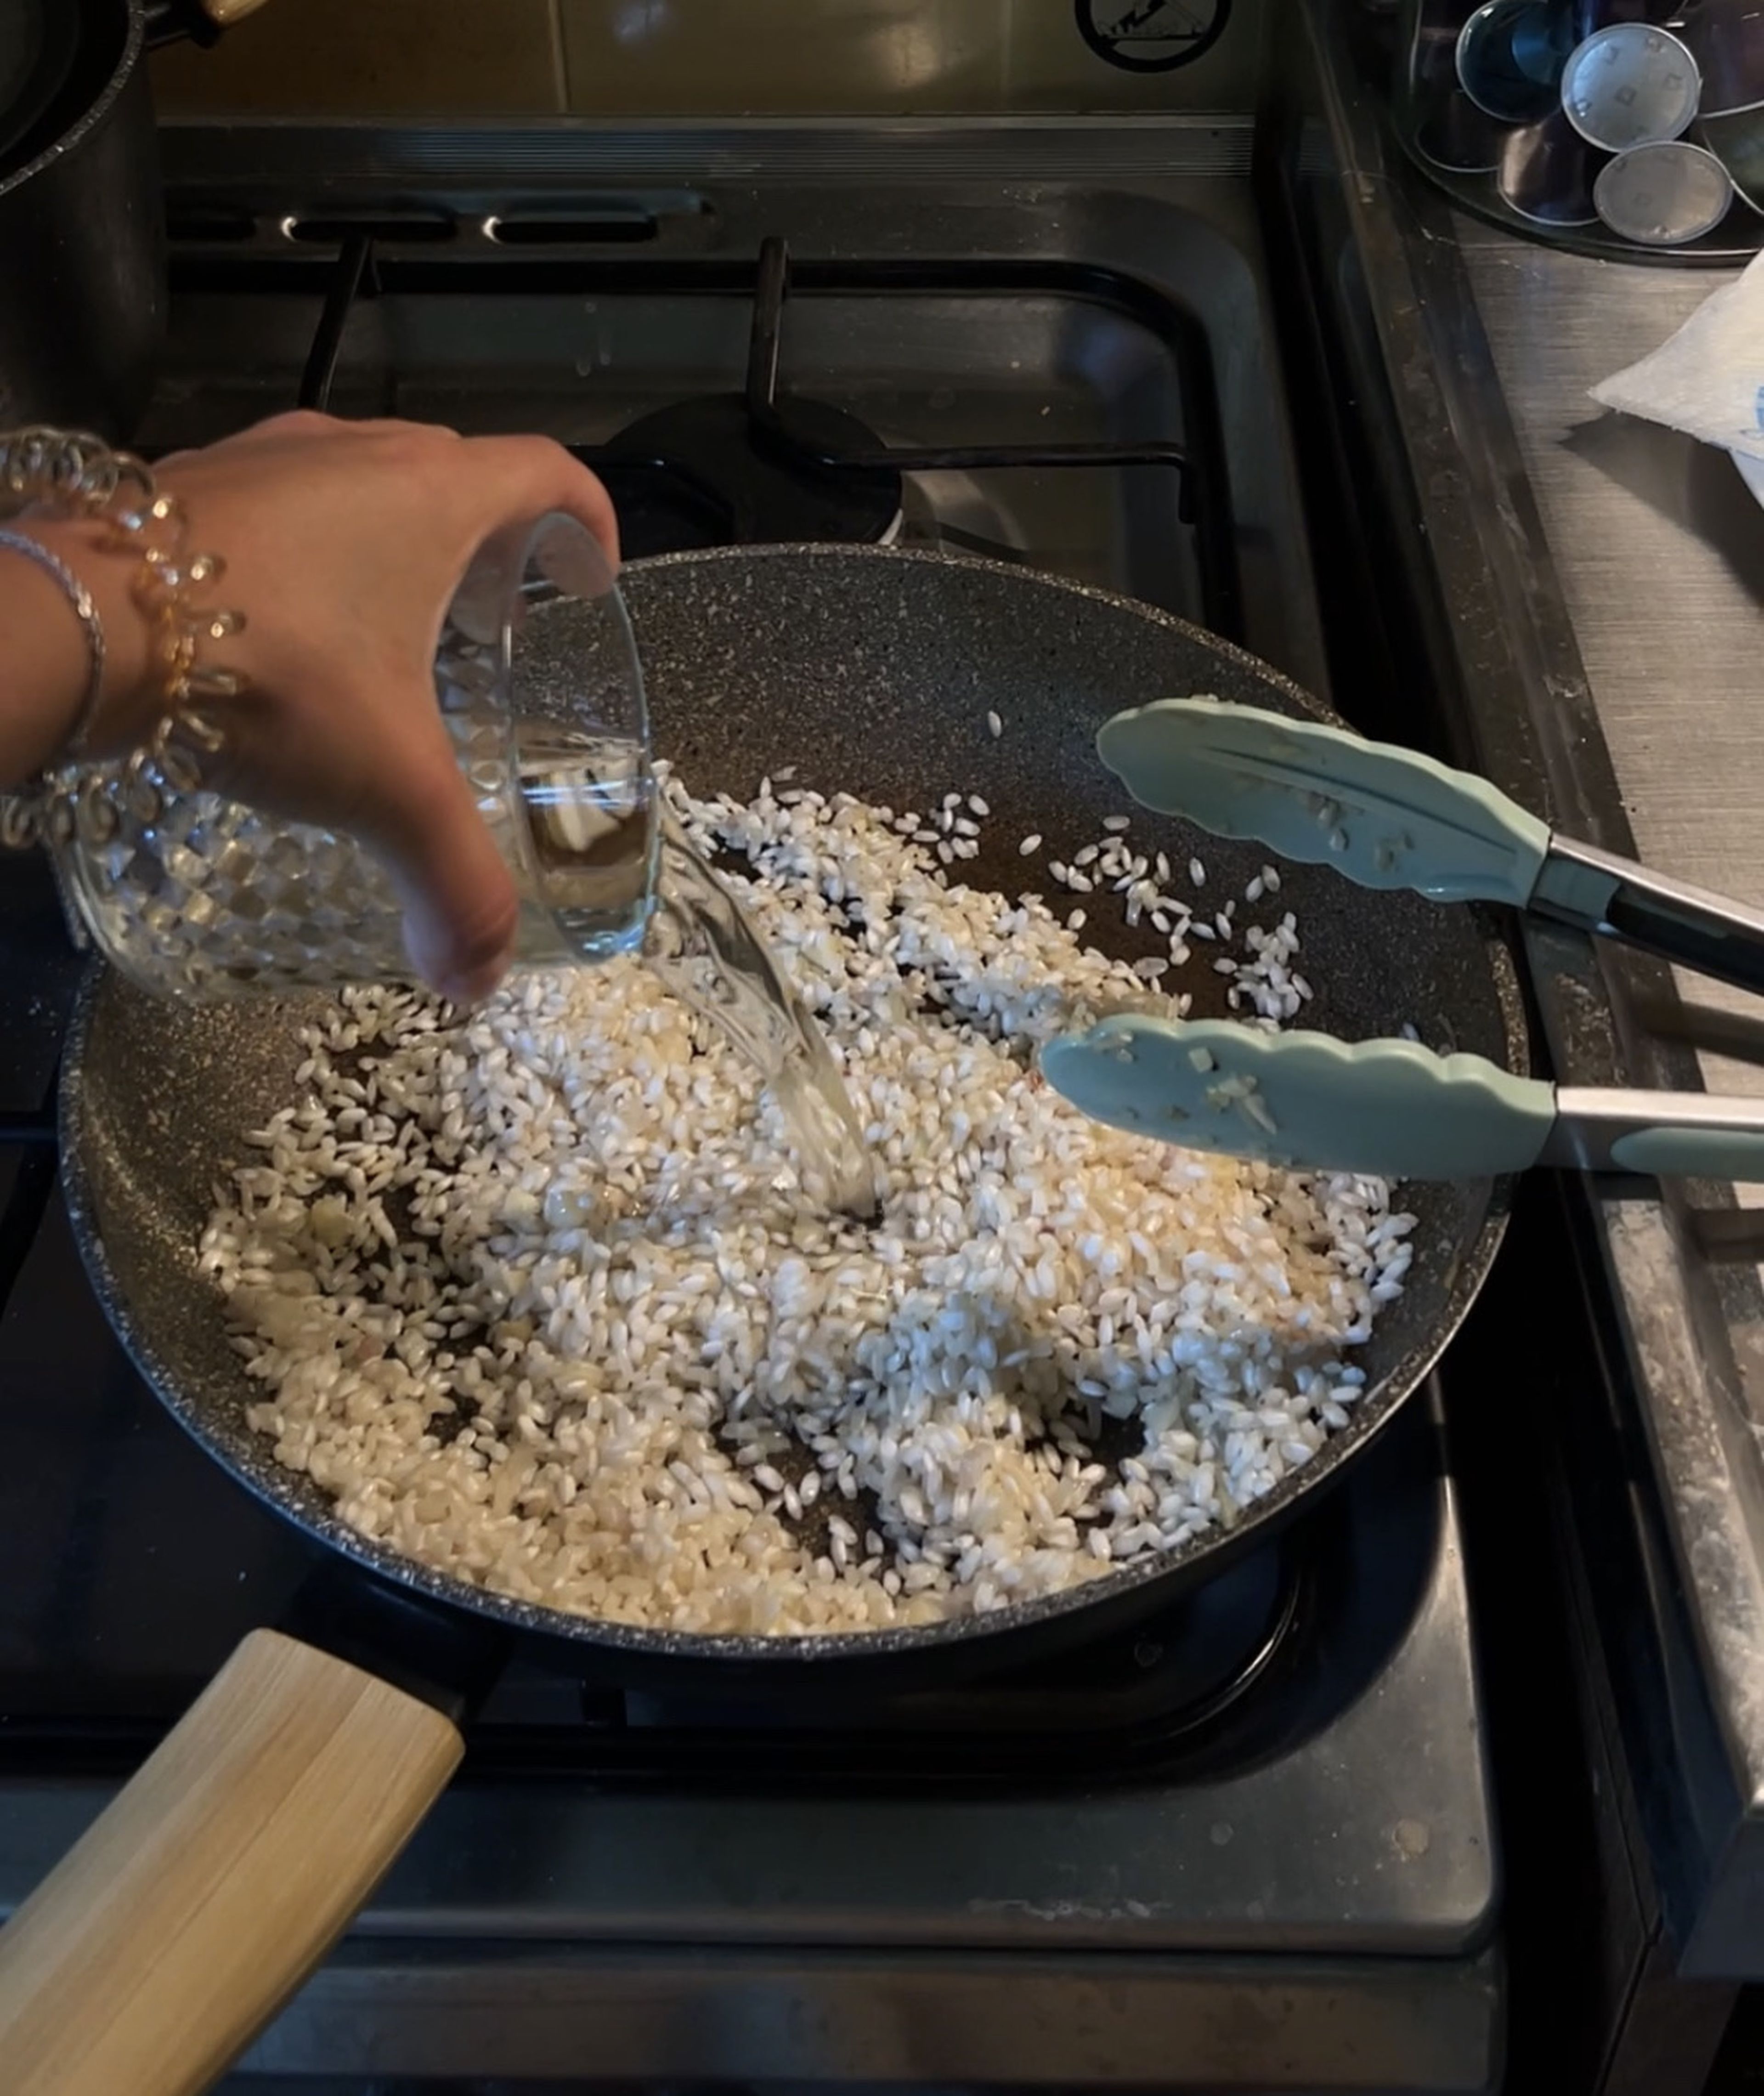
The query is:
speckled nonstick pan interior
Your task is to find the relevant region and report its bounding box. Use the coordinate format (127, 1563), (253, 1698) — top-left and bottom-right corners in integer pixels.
(63, 545), (1527, 1692)
(19, 545), (1534, 2094)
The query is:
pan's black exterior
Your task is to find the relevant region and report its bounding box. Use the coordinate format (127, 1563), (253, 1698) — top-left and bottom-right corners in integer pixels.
(0, 3), (163, 439)
(59, 546), (1530, 1703)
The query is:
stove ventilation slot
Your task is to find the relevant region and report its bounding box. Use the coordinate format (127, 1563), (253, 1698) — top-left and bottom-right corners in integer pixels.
(282, 214), (457, 245)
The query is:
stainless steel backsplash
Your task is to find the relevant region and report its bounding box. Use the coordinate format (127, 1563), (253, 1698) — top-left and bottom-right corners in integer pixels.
(153, 0), (1266, 119)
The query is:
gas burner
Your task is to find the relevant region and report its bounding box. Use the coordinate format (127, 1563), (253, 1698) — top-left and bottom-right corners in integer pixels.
(594, 393), (904, 559)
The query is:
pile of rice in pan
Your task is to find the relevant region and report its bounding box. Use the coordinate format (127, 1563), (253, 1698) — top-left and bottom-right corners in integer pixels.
(201, 770), (1415, 1634)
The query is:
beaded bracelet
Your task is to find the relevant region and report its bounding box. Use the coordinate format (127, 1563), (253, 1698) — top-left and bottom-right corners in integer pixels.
(0, 426), (248, 850)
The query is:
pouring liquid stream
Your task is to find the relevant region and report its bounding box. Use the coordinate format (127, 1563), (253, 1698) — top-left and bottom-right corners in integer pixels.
(647, 815), (880, 1221)
(520, 740), (877, 1219)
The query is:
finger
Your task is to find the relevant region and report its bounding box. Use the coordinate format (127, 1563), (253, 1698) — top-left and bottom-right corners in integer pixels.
(356, 710), (522, 1004)
(461, 434), (622, 568)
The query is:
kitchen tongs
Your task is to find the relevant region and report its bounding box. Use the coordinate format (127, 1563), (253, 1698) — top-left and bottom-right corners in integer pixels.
(1040, 699), (1764, 1182)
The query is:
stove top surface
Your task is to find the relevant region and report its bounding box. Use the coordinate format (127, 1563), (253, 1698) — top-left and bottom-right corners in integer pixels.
(138, 162), (1330, 686)
(0, 148), (1497, 2094)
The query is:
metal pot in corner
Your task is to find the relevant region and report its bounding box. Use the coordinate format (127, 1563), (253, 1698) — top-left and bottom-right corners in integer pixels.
(0, 0), (268, 440)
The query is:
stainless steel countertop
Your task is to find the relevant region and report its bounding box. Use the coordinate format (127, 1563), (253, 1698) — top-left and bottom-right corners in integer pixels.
(1459, 237), (1761, 889)
(1455, 232), (1764, 1971)
(1459, 232), (1764, 1376)
(1459, 230), (1764, 1109)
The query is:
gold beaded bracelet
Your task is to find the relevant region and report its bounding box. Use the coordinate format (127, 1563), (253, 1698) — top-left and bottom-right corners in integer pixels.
(0, 426), (248, 850)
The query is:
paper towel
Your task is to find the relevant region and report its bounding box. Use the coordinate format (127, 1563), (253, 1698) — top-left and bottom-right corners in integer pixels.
(1590, 246), (1764, 464)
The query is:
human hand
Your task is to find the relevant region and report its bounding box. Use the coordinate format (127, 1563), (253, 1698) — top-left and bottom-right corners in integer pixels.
(30, 413), (621, 1004)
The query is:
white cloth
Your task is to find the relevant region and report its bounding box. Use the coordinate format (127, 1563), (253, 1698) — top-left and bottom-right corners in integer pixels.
(1590, 247), (1764, 465)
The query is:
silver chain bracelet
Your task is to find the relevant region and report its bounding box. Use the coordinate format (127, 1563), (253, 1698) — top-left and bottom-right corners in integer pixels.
(0, 527), (107, 764)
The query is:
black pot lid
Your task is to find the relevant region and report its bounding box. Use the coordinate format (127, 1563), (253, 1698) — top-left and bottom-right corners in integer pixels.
(0, 0), (81, 176)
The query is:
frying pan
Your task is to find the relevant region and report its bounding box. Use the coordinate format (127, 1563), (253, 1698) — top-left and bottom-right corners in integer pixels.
(0, 545), (1527, 2093)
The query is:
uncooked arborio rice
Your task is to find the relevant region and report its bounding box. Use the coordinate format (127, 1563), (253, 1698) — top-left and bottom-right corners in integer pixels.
(201, 772), (1415, 1635)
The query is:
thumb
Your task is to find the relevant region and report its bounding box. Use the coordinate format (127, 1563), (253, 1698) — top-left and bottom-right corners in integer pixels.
(361, 722), (520, 1006)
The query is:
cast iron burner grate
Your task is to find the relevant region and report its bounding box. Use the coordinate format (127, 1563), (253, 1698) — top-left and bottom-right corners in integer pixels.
(459, 1532), (1308, 1790)
(290, 233), (1204, 569)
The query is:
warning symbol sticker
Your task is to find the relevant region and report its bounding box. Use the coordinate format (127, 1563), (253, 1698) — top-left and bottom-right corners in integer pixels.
(1074, 0), (1232, 74)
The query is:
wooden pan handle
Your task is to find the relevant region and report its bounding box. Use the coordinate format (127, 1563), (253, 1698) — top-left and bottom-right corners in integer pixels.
(201, 0), (273, 23)
(0, 1629), (462, 2096)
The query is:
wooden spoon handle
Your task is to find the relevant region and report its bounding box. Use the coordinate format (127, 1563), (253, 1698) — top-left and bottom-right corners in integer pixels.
(0, 1629), (462, 2096)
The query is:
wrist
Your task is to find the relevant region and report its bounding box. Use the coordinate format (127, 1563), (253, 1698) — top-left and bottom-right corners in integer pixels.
(0, 518), (158, 788)
(0, 433), (249, 833)
(24, 517), (157, 753)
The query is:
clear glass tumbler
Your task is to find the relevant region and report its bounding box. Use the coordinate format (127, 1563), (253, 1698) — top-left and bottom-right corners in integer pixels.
(44, 513), (657, 1000)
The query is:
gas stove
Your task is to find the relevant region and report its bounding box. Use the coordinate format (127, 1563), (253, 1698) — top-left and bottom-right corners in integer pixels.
(0, 115), (1508, 2092)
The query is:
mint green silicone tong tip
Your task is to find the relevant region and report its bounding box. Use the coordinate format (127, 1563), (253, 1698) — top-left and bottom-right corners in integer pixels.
(1038, 698), (1764, 1184)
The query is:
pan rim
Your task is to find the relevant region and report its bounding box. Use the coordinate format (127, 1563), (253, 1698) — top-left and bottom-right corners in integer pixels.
(59, 543), (1527, 1667)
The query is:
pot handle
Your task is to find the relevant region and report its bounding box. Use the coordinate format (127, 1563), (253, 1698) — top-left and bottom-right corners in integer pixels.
(144, 0), (272, 52)
(0, 1629), (462, 2096)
